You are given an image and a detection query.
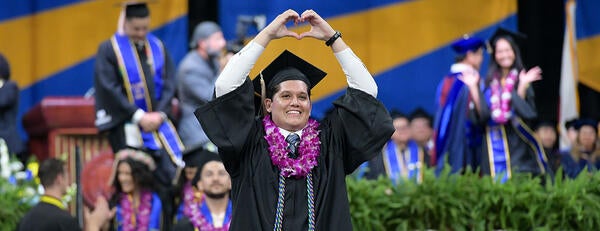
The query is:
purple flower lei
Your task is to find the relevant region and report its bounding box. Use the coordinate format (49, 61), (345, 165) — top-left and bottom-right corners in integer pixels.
(490, 69), (518, 124)
(263, 115), (321, 178)
(120, 190), (152, 231)
(182, 183), (230, 231)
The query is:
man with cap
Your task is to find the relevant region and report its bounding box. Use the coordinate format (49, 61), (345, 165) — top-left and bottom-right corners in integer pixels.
(433, 35), (484, 174)
(93, 2), (184, 187)
(174, 150), (232, 231)
(177, 21), (226, 151)
(194, 9), (393, 231)
(561, 119), (600, 178)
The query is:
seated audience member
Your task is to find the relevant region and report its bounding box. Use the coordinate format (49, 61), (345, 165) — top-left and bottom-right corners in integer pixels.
(561, 119), (600, 178)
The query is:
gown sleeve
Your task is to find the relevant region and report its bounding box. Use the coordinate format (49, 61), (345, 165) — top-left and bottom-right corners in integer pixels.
(511, 86), (537, 120)
(194, 77), (256, 175)
(327, 87), (395, 174)
(93, 41), (139, 131)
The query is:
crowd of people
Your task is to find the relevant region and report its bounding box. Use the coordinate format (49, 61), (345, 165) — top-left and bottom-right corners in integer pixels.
(1, 1), (598, 231)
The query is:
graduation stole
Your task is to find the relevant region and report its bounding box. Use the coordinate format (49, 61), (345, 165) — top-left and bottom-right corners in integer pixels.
(484, 89), (548, 183)
(382, 140), (423, 184)
(198, 196), (233, 230)
(115, 191), (162, 231)
(111, 34), (184, 166)
(433, 73), (465, 166)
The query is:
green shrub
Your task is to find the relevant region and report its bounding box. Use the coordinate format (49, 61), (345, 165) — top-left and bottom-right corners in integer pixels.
(348, 168), (600, 230)
(0, 179), (35, 231)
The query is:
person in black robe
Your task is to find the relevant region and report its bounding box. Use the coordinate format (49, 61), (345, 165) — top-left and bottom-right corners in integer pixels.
(93, 4), (181, 228)
(194, 9), (394, 231)
(561, 119), (600, 178)
(18, 158), (114, 231)
(466, 28), (549, 182)
(0, 53), (26, 160)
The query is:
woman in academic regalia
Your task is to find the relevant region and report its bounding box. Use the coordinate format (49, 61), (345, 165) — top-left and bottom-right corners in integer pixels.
(561, 119), (600, 178)
(109, 149), (164, 231)
(464, 28), (549, 182)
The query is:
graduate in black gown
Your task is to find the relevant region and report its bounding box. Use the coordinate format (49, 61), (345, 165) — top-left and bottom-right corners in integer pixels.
(93, 2), (184, 187)
(561, 119), (600, 178)
(466, 28), (549, 182)
(194, 9), (394, 231)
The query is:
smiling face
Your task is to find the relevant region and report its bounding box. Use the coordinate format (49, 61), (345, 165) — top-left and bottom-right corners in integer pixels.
(264, 80), (311, 131)
(494, 38), (516, 71)
(117, 162), (135, 194)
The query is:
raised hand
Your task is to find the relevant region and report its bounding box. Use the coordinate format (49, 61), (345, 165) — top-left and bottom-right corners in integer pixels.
(298, 9), (336, 41)
(518, 66), (542, 86)
(458, 69), (480, 88)
(254, 9), (300, 46)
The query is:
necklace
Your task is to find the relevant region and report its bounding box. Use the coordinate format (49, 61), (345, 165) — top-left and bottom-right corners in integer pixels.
(120, 190), (152, 231)
(183, 185), (231, 231)
(262, 115), (321, 178)
(490, 69), (517, 124)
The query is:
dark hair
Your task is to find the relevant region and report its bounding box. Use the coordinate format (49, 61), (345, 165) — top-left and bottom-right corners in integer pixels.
(191, 159), (223, 188)
(39, 158), (65, 188)
(0, 53), (10, 81)
(454, 53), (467, 63)
(112, 158), (155, 194)
(390, 109), (408, 120)
(266, 81), (311, 100)
(486, 36), (525, 86)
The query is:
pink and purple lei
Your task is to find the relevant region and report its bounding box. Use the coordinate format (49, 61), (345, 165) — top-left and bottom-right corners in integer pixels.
(490, 69), (518, 124)
(182, 183), (230, 231)
(119, 190), (152, 231)
(262, 115), (321, 178)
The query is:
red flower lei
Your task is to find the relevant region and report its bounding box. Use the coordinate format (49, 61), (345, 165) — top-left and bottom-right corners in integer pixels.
(120, 190), (152, 231)
(262, 115), (321, 178)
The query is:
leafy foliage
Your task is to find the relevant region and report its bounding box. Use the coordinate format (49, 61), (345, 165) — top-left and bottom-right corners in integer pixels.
(348, 168), (600, 230)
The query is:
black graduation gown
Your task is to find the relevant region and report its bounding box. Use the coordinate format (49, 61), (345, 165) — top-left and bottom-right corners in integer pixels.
(472, 86), (546, 176)
(93, 39), (177, 150)
(0, 80), (26, 156)
(17, 202), (80, 231)
(195, 78), (394, 231)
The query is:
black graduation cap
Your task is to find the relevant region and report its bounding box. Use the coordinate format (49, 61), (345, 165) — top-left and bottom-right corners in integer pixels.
(119, 1), (154, 19)
(534, 119), (557, 131)
(565, 118), (579, 129)
(189, 150), (222, 186)
(409, 107), (432, 123)
(574, 118), (598, 133)
(182, 144), (219, 168)
(389, 109), (408, 120)
(251, 50), (327, 115)
(488, 27), (527, 52)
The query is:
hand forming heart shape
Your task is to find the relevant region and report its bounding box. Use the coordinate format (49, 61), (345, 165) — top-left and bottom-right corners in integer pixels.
(264, 9), (337, 42)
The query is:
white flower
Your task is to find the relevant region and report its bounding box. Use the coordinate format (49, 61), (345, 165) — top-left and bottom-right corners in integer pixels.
(492, 109), (502, 118)
(501, 92), (511, 100)
(490, 95), (499, 103)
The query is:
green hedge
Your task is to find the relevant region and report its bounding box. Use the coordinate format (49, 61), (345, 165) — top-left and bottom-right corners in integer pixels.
(348, 169), (600, 230)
